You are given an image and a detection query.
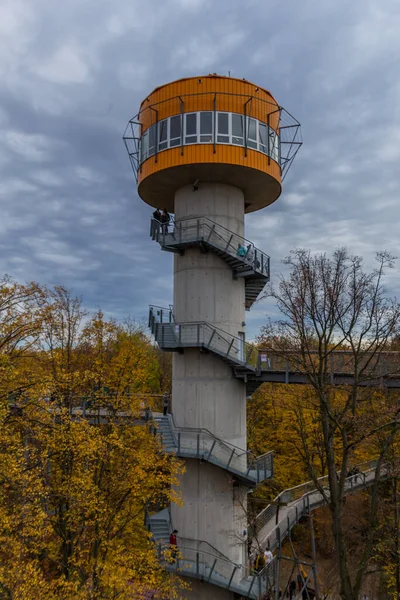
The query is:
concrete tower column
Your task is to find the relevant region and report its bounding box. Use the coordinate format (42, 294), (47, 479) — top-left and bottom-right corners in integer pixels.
(124, 73), (301, 600)
(171, 183), (247, 577)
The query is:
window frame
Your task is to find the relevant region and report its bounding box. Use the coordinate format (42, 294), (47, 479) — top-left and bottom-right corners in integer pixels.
(139, 110), (281, 166)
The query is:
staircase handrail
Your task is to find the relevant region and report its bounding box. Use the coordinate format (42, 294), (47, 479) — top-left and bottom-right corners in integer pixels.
(158, 536), (240, 566)
(149, 306), (259, 369)
(250, 458), (382, 538)
(150, 214), (270, 277)
(173, 214), (270, 261)
(167, 414), (273, 470)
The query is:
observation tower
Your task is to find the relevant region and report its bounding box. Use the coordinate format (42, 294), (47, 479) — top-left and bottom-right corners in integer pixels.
(124, 75), (301, 599)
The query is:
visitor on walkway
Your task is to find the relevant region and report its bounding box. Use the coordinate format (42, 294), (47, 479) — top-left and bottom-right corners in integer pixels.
(255, 552), (266, 573)
(153, 208), (161, 221)
(237, 243), (246, 257)
(163, 393), (170, 416)
(289, 580), (296, 599)
(169, 529), (178, 561)
(160, 208), (170, 234)
(152, 209), (161, 237)
(297, 571), (303, 591)
(264, 547), (273, 564)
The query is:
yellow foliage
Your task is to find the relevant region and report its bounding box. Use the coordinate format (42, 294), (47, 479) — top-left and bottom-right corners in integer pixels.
(0, 282), (186, 599)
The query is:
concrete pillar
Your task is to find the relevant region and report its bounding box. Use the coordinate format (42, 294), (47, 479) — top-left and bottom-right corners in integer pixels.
(171, 183), (248, 576)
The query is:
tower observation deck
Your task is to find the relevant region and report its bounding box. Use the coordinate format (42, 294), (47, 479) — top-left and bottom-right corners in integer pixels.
(124, 75), (302, 599)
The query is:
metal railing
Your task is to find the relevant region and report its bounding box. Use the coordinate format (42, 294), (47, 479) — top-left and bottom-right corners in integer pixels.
(157, 536), (275, 599)
(159, 414), (273, 483)
(149, 305), (259, 370)
(151, 215), (270, 279)
(249, 459), (382, 544)
(256, 349), (400, 383)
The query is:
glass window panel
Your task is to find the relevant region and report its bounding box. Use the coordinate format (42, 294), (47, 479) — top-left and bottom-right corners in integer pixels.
(259, 123), (267, 147)
(260, 145), (267, 154)
(218, 113), (229, 135)
(186, 113), (197, 136)
(248, 118), (257, 140)
(185, 135), (197, 144)
(159, 120), (168, 142)
(158, 141), (167, 150)
(170, 115), (181, 140)
(148, 125), (156, 151)
(248, 140), (257, 149)
(200, 134), (212, 142)
(169, 138), (180, 147)
(232, 114), (243, 137)
(141, 131), (148, 161)
(217, 135), (229, 143)
(200, 112), (212, 134)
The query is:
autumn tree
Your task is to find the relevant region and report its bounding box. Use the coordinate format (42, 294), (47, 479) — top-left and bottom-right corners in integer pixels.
(0, 283), (185, 599)
(260, 248), (400, 600)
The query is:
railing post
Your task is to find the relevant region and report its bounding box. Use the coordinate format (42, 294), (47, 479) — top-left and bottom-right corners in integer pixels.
(161, 324), (165, 347)
(225, 233), (233, 251)
(226, 338), (235, 357)
(285, 359), (289, 384)
(197, 219), (200, 239)
(197, 323), (200, 345)
(227, 448), (236, 468)
(196, 551), (199, 577)
(208, 439), (216, 460)
(207, 558), (217, 582)
(227, 566), (237, 590)
(177, 432), (181, 454)
(196, 433), (200, 458)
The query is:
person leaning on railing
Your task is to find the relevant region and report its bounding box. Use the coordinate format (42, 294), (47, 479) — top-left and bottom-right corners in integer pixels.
(152, 209), (161, 237)
(160, 209), (170, 234)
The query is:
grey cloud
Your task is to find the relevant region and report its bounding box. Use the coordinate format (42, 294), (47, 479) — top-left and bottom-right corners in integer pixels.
(0, 0), (399, 338)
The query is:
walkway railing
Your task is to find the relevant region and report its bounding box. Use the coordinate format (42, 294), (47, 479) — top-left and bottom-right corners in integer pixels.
(256, 349), (400, 382)
(151, 215), (270, 278)
(156, 536), (275, 599)
(149, 305), (259, 370)
(160, 414), (273, 484)
(249, 459), (382, 545)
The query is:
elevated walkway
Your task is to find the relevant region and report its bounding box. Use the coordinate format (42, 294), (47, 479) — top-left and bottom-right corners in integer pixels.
(154, 414), (273, 486)
(150, 216), (270, 310)
(146, 509), (275, 599)
(249, 459), (386, 550)
(149, 309), (400, 392)
(149, 306), (260, 386)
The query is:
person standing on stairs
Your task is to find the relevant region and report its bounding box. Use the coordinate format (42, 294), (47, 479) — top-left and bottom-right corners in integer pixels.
(163, 392), (170, 416)
(169, 529), (178, 562)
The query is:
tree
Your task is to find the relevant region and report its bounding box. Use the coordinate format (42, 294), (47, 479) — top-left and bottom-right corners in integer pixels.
(260, 248), (400, 600)
(0, 283), (185, 599)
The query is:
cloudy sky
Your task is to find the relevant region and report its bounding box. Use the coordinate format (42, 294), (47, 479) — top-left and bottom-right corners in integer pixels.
(1, 0), (400, 338)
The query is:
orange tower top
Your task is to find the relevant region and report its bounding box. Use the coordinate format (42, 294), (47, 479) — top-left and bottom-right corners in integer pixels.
(123, 74), (301, 213)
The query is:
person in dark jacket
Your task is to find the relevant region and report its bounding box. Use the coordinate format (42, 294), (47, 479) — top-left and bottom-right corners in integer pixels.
(152, 209), (162, 237)
(169, 529), (178, 562)
(289, 580), (296, 599)
(160, 209), (170, 234)
(163, 393), (170, 416)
